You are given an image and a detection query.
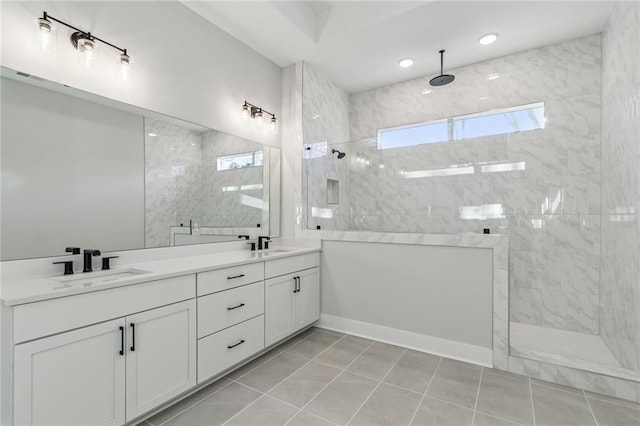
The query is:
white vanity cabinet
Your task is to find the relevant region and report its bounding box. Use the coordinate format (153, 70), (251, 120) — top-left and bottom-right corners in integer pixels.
(14, 318), (127, 426)
(124, 300), (196, 421)
(4, 248), (321, 426)
(265, 253), (320, 346)
(196, 265), (266, 384)
(11, 275), (196, 426)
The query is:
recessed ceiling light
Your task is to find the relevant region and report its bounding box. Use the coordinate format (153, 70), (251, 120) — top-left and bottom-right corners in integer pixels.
(420, 89), (432, 95)
(398, 58), (414, 68)
(479, 33), (499, 45)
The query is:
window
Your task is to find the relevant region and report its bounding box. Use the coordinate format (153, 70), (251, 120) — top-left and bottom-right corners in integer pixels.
(216, 151), (263, 171)
(378, 102), (544, 150)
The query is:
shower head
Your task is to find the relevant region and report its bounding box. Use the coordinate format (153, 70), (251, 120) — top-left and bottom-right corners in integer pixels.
(430, 49), (455, 87)
(332, 149), (346, 159)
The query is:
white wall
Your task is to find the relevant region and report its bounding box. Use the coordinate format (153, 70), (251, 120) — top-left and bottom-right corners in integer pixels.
(1, 77), (144, 260)
(0, 1), (282, 147)
(320, 240), (493, 362)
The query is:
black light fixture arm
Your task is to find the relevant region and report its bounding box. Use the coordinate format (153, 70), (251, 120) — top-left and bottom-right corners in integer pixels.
(243, 100), (276, 119)
(42, 11), (128, 55)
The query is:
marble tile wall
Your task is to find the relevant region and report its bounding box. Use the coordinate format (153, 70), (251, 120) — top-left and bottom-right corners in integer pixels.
(600, 0), (640, 372)
(201, 130), (266, 229)
(302, 63), (352, 231)
(303, 36), (603, 335)
(145, 117), (203, 248)
(145, 118), (267, 248)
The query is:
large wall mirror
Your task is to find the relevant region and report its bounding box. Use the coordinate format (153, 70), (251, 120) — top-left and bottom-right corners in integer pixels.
(0, 66), (280, 261)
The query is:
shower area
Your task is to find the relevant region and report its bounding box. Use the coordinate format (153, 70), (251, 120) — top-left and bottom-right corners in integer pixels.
(301, 1), (639, 401)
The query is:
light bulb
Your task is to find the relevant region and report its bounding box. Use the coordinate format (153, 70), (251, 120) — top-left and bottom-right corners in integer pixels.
(120, 53), (131, 81)
(255, 109), (264, 128)
(241, 104), (250, 122)
(34, 17), (57, 51)
(78, 37), (96, 68)
(270, 116), (278, 134)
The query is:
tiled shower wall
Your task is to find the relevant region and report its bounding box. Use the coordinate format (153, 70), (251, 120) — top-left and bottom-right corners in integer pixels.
(145, 118), (265, 248)
(600, 1), (640, 372)
(304, 35), (603, 335)
(302, 63), (352, 231)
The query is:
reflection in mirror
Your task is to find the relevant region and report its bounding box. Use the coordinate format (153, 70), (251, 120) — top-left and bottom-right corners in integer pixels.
(0, 66), (280, 261)
(144, 117), (270, 248)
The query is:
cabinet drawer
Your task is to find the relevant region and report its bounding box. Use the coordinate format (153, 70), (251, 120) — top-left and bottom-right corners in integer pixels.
(14, 275), (196, 344)
(197, 262), (264, 296)
(197, 315), (264, 384)
(265, 252), (320, 279)
(198, 282), (264, 338)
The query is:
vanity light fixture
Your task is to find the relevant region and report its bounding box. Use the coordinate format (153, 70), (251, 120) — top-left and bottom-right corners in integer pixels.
(35, 11), (131, 80)
(241, 101), (278, 134)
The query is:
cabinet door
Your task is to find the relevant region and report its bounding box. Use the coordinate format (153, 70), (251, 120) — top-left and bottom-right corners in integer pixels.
(295, 268), (320, 329)
(14, 318), (126, 426)
(265, 274), (296, 346)
(125, 299), (196, 422)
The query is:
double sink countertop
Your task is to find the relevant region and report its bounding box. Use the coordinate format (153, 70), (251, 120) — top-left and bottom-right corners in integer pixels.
(1, 246), (320, 306)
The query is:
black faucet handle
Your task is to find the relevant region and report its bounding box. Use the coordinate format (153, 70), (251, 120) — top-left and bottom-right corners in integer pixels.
(264, 240), (270, 250)
(247, 242), (256, 251)
(53, 260), (74, 275)
(238, 235), (250, 240)
(65, 247), (81, 255)
(102, 256), (119, 270)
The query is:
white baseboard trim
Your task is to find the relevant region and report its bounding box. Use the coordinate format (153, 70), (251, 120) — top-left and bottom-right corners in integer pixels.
(317, 313), (493, 367)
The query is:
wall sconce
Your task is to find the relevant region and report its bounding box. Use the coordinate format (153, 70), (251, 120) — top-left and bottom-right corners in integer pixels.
(35, 11), (132, 80)
(241, 101), (278, 134)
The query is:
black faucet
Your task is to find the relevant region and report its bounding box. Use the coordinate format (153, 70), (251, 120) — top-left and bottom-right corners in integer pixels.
(83, 249), (101, 273)
(257, 236), (271, 250)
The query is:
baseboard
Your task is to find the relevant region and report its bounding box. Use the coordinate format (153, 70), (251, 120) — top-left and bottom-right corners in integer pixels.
(317, 313), (493, 367)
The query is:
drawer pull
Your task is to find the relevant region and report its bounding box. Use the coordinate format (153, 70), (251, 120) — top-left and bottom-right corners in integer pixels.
(227, 339), (246, 349)
(227, 303), (246, 311)
(227, 274), (245, 280)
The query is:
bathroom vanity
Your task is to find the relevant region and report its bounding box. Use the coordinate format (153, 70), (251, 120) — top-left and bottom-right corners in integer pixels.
(0, 247), (320, 426)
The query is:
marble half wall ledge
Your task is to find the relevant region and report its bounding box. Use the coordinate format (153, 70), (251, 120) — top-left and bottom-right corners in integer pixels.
(298, 229), (510, 371)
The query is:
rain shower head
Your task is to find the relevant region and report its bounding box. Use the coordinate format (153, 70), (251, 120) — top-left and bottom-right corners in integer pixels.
(430, 49), (455, 87)
(332, 149), (346, 159)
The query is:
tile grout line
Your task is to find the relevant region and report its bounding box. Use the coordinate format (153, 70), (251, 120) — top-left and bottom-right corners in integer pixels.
(284, 339), (378, 425)
(345, 348), (408, 425)
(154, 379), (234, 426)
(311, 357), (422, 396)
(407, 356), (443, 425)
(583, 390), (601, 426)
(529, 378), (537, 426)
(470, 366), (485, 426)
(231, 329), (320, 381)
(222, 333), (348, 425)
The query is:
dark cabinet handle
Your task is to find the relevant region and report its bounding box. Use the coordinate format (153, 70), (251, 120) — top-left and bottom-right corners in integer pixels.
(227, 274), (245, 280)
(297, 276), (301, 293)
(130, 323), (135, 352)
(119, 326), (125, 356)
(293, 276), (300, 293)
(227, 303), (246, 311)
(227, 339), (245, 349)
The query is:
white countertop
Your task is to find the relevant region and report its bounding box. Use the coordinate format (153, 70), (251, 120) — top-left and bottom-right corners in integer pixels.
(1, 246), (320, 306)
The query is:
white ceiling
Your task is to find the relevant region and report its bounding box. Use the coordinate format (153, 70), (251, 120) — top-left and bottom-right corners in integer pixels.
(182, 1), (614, 93)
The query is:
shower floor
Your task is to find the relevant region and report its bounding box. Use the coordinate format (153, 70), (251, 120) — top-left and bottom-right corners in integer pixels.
(510, 322), (640, 381)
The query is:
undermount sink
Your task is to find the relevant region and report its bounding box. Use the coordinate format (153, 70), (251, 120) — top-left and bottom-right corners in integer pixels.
(54, 268), (151, 285)
(261, 249), (291, 256)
